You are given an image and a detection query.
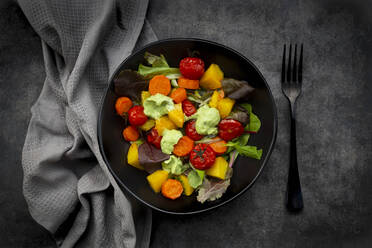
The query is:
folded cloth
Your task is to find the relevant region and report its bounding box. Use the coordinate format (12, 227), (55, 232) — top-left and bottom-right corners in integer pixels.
(19, 0), (157, 247)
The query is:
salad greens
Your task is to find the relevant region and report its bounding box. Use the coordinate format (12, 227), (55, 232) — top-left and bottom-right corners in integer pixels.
(240, 103), (261, 133)
(138, 52), (180, 79)
(144, 52), (169, 67)
(233, 145), (263, 160)
(162, 155), (189, 175)
(226, 132), (263, 161)
(221, 78), (255, 100)
(114, 70), (148, 102)
(138, 142), (170, 174)
(187, 169), (204, 188)
(197, 167), (233, 203)
(246, 112), (261, 133)
(117, 52), (264, 203)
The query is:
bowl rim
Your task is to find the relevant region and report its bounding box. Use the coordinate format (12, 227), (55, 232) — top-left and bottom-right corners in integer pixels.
(97, 37), (278, 215)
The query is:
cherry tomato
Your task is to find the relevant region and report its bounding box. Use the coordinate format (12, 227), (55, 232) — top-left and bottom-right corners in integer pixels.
(179, 57), (205, 80)
(128, 106), (147, 126)
(189, 144), (216, 170)
(218, 119), (245, 141)
(185, 120), (203, 141)
(182, 99), (197, 117)
(147, 128), (162, 149)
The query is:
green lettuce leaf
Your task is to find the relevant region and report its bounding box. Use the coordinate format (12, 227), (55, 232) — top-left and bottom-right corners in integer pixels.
(167, 73), (181, 79)
(226, 133), (250, 147)
(234, 145), (262, 160)
(240, 103), (252, 113)
(170, 79), (178, 87)
(245, 112), (261, 132)
(188, 169), (205, 188)
(240, 103), (261, 133)
(138, 64), (180, 79)
(144, 52), (169, 67)
(196, 169), (205, 181)
(226, 133), (262, 160)
(131, 139), (144, 146)
(237, 133), (250, 146)
(138, 52), (180, 79)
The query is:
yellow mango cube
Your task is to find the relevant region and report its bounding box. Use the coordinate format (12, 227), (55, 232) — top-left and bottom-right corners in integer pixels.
(217, 97), (235, 118)
(168, 103), (184, 128)
(140, 119), (155, 131)
(209, 90), (223, 108)
(147, 170), (169, 193)
(155, 116), (176, 135)
(127, 143), (144, 170)
(206, 157), (228, 180)
(179, 174), (194, 196)
(200, 64), (224, 89)
(141, 91), (151, 105)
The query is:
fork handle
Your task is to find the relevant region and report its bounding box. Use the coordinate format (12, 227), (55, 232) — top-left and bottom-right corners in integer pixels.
(286, 102), (304, 212)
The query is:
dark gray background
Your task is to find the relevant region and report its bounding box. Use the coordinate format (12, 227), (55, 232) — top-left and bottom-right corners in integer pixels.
(1, 0), (371, 247)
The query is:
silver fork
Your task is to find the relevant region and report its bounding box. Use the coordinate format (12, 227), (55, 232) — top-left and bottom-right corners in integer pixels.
(281, 44), (304, 212)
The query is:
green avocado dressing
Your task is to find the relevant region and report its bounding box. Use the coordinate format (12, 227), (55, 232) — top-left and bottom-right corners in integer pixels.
(188, 105), (220, 135)
(160, 129), (183, 155)
(162, 155), (188, 175)
(143, 93), (174, 119)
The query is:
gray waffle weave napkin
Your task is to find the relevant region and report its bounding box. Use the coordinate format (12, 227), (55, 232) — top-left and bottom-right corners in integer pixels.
(19, 0), (157, 247)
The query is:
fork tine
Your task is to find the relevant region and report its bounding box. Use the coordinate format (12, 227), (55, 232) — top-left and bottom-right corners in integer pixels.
(292, 44), (297, 82)
(287, 44), (292, 83)
(298, 44), (303, 84)
(281, 44), (286, 83)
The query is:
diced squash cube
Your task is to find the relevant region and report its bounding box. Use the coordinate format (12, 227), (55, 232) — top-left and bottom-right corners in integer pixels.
(127, 143), (144, 170)
(217, 97), (235, 118)
(168, 103), (184, 128)
(147, 170), (169, 193)
(206, 157), (228, 180)
(140, 119), (155, 131)
(155, 116), (176, 136)
(209, 90), (223, 108)
(200, 64), (224, 89)
(179, 174), (194, 196)
(141, 91), (151, 105)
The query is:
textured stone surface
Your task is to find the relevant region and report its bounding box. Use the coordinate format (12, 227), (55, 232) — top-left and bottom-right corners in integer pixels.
(147, 0), (372, 247)
(0, 1), (55, 247)
(1, 0), (371, 247)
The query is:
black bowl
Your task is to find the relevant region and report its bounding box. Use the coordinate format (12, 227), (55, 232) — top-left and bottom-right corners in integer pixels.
(98, 38), (277, 214)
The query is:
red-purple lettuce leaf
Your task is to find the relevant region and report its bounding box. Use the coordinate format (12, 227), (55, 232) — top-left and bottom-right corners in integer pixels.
(196, 168), (233, 203)
(138, 142), (170, 174)
(114, 70), (148, 102)
(221, 78), (255, 100)
(227, 110), (250, 126)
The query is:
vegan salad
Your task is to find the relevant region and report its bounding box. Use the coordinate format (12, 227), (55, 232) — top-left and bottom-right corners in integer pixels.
(114, 52), (262, 203)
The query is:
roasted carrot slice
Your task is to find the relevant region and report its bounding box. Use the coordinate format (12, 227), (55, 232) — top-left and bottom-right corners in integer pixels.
(170, 87), (187, 103)
(115, 97), (132, 116)
(177, 77), (199, 89)
(149, 75), (171, 95)
(122, 126), (139, 141)
(209, 137), (227, 155)
(173, 136), (194, 156)
(161, 179), (183, 200)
